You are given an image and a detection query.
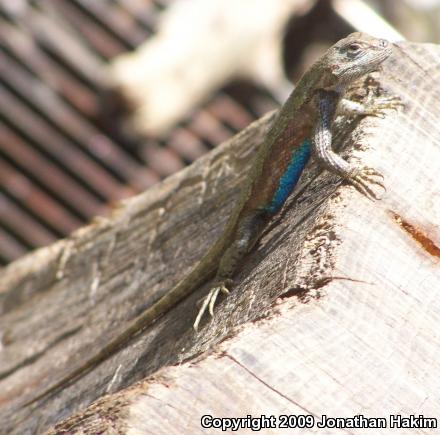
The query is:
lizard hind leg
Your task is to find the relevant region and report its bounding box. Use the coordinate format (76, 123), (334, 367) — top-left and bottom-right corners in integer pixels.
(192, 234), (250, 331)
(193, 212), (266, 331)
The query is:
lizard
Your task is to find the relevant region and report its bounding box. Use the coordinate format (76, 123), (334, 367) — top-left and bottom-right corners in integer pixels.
(25, 32), (401, 406)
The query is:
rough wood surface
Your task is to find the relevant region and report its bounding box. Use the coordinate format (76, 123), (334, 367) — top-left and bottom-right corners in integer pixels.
(1, 41), (440, 434)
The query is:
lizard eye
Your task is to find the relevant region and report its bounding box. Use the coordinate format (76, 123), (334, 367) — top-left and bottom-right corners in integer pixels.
(347, 43), (361, 53)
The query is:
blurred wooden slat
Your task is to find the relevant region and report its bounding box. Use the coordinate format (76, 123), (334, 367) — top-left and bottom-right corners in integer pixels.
(187, 109), (235, 145)
(0, 193), (56, 247)
(167, 127), (209, 161)
(140, 142), (184, 176)
(0, 84), (129, 200)
(0, 226), (28, 262)
(73, 0), (149, 47)
(208, 93), (258, 130)
(0, 19), (98, 116)
(0, 125), (104, 219)
(0, 50), (155, 191)
(46, 0), (128, 58)
(0, 158), (82, 234)
(14, 6), (106, 85)
(118, 0), (158, 30)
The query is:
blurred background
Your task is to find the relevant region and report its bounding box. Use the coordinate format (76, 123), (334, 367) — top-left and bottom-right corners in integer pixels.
(0, 0), (438, 266)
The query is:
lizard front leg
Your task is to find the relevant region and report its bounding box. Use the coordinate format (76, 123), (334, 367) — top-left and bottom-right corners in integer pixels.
(193, 212), (266, 330)
(338, 96), (402, 118)
(313, 90), (386, 200)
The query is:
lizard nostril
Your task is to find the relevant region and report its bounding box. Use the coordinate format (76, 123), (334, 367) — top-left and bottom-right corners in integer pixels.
(379, 39), (388, 48)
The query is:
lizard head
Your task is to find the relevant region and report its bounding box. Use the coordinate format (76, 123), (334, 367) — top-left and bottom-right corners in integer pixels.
(323, 32), (393, 88)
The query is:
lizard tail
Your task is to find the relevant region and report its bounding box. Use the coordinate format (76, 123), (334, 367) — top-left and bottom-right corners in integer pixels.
(22, 225), (233, 407)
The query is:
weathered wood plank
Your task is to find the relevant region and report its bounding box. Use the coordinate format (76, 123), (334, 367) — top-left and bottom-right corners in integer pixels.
(1, 41), (439, 434)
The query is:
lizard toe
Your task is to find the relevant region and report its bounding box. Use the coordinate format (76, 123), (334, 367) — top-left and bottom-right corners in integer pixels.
(347, 166), (386, 200)
(193, 283), (230, 331)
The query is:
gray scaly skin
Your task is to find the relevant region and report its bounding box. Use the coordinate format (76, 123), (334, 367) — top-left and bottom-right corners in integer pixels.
(25, 32), (401, 406)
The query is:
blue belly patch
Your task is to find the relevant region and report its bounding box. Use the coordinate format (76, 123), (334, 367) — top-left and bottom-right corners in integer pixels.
(264, 138), (311, 214)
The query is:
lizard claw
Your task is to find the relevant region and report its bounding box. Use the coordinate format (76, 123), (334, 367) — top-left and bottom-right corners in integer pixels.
(345, 165), (386, 200)
(363, 96), (404, 118)
(193, 282), (230, 331)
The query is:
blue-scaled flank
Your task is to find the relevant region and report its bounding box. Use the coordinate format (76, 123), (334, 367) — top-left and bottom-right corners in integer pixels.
(264, 138), (311, 214)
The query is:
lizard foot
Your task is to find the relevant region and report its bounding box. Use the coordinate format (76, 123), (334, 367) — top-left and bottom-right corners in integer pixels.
(345, 165), (385, 200)
(193, 281), (231, 331)
(362, 96), (403, 118)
